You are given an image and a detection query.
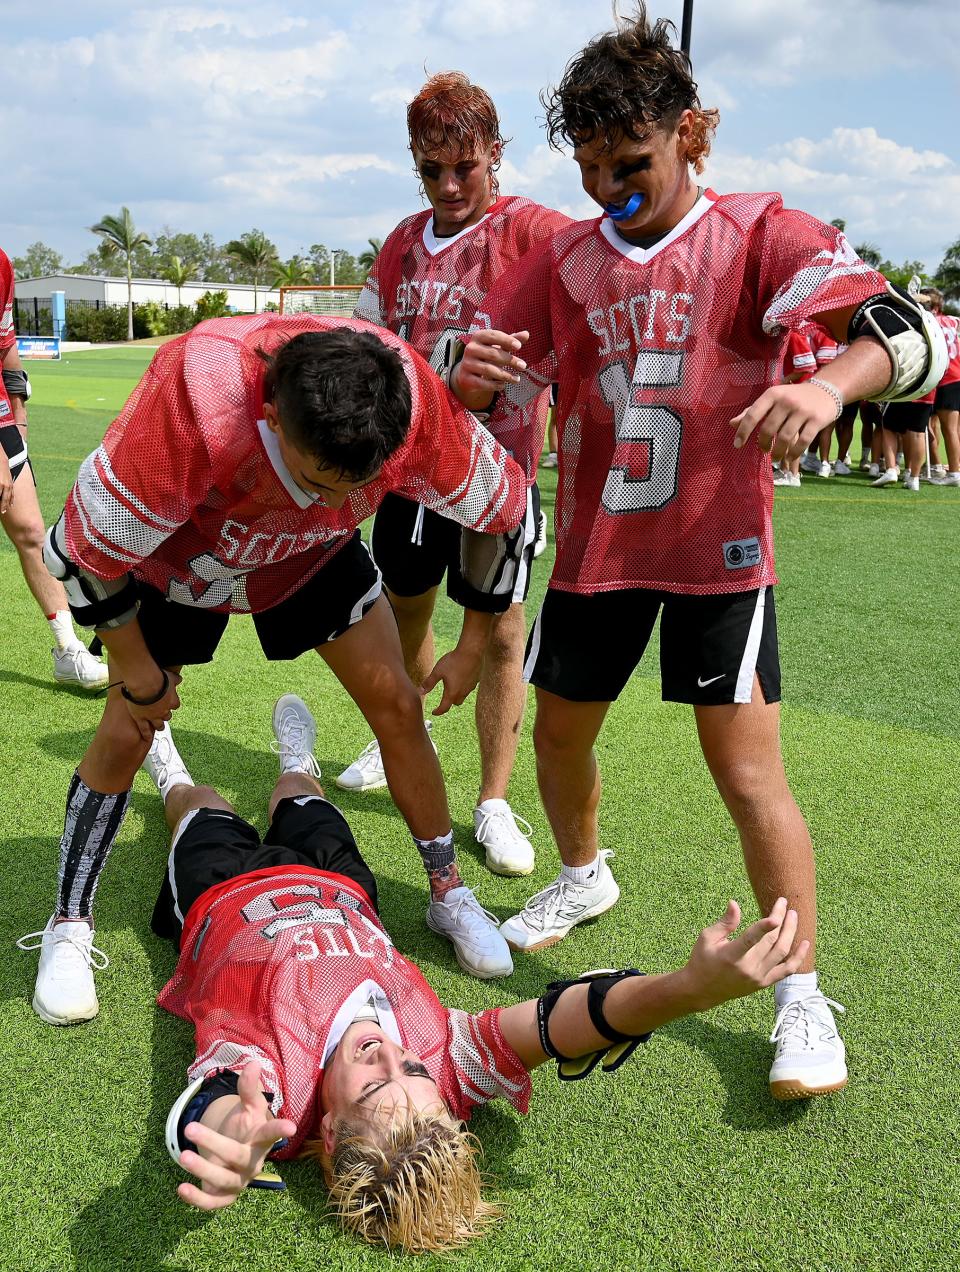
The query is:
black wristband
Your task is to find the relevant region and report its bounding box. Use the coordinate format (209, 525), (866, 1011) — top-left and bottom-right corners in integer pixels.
(121, 669), (169, 705)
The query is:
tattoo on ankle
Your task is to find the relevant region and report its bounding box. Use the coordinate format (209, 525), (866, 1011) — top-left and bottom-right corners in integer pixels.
(428, 861), (464, 902)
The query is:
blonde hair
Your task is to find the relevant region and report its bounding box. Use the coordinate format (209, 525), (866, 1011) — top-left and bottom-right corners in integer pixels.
(304, 1110), (500, 1253)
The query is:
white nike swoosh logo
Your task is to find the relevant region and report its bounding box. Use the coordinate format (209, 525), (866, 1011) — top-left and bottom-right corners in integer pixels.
(697, 674), (724, 687)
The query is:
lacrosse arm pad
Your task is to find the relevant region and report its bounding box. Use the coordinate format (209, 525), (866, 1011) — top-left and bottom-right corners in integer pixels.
(536, 969), (653, 1081)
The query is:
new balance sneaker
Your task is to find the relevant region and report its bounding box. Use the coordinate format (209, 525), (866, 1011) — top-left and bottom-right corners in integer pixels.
(474, 800), (535, 876)
(52, 644), (109, 690)
(833, 459), (852, 476)
(903, 473), (920, 492)
(540, 451), (558, 469)
(499, 851), (620, 952)
(769, 993), (847, 1099)
(871, 467), (899, 487)
(534, 510), (548, 559)
(799, 453), (820, 474)
(426, 886), (513, 978)
(18, 917), (108, 1025)
(337, 721), (435, 792)
(817, 460), (832, 478)
(271, 694), (321, 778)
(142, 723), (193, 801)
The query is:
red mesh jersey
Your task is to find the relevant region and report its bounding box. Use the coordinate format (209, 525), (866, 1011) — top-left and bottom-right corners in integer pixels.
(62, 314), (525, 612)
(785, 321), (842, 381)
(355, 196), (571, 477)
(0, 249), (15, 426)
(937, 314), (960, 386)
(475, 192), (886, 594)
(158, 863), (532, 1156)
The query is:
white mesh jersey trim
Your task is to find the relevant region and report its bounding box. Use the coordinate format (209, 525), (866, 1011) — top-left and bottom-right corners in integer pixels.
(447, 1008), (526, 1103)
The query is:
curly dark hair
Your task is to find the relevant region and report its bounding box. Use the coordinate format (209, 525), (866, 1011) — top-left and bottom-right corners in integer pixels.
(260, 329), (411, 481)
(542, 2), (719, 172)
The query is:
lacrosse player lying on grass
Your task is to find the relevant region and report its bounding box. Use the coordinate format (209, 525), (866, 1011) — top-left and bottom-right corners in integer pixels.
(149, 694), (809, 1254)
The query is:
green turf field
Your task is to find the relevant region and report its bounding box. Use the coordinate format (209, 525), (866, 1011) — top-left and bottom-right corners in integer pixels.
(2, 348), (958, 1272)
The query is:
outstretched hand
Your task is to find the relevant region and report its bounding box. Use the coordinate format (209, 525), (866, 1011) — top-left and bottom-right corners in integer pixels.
(682, 897), (810, 1011)
(177, 1062), (297, 1211)
(730, 381), (840, 462)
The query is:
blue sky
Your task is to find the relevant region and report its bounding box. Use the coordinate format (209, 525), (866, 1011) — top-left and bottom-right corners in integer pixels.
(3, 1), (958, 272)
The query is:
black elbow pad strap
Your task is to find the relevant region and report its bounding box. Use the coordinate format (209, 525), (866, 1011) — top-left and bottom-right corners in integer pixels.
(2, 368), (29, 400)
(169, 1070), (287, 1191)
(536, 968), (651, 1082)
(43, 514), (139, 629)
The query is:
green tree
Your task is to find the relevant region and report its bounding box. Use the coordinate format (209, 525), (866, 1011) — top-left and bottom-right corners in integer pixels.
(854, 242), (883, 269)
(223, 230), (278, 311)
(332, 249), (363, 285)
(935, 236), (960, 300)
(11, 241), (64, 279)
(358, 237), (383, 271)
(162, 255), (195, 306)
(830, 218), (847, 233)
(875, 258), (928, 290)
(272, 256), (314, 288)
(90, 207), (153, 340)
(308, 243), (331, 284)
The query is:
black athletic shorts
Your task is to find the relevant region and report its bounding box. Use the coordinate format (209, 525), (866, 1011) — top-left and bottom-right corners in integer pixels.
(371, 485), (541, 609)
(135, 530), (381, 667)
(883, 401), (934, 434)
(151, 795), (379, 944)
(0, 423), (30, 480)
(934, 381), (960, 412)
(523, 585), (781, 706)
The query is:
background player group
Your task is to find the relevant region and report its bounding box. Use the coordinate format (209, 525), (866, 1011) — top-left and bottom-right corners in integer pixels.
(16, 2), (946, 1249)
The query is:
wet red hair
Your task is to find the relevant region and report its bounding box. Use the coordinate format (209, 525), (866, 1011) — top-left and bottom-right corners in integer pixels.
(407, 72), (505, 168)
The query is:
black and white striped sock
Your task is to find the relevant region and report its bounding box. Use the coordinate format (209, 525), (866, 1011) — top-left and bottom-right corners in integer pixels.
(55, 771), (131, 920)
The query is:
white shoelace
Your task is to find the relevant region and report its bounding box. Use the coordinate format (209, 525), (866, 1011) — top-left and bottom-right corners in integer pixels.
(348, 739), (384, 774)
(435, 889), (500, 933)
(770, 994), (845, 1049)
(16, 927), (110, 971)
(271, 708), (322, 778)
(475, 807), (534, 843)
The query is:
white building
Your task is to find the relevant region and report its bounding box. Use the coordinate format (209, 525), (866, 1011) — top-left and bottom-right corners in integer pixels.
(14, 273), (281, 311)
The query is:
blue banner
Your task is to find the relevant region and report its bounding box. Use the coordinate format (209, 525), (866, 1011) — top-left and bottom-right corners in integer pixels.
(16, 335), (61, 360)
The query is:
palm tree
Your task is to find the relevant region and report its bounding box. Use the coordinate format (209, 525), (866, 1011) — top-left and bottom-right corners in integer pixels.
(358, 237), (383, 271)
(90, 207), (152, 340)
(854, 242), (883, 269)
(224, 230), (278, 313)
(162, 255), (194, 307)
(272, 255), (314, 289)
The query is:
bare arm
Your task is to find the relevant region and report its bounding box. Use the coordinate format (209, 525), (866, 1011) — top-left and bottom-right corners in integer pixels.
(1, 341), (28, 429)
(498, 898), (809, 1072)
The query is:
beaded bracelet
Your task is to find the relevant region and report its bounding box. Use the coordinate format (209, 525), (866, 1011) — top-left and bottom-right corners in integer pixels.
(807, 377), (844, 422)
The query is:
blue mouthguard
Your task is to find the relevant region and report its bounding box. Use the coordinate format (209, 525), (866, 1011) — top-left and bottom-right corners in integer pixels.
(604, 193), (645, 221)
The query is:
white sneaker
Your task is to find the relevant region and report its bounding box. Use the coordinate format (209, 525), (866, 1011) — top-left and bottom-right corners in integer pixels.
(868, 462), (880, 477)
(474, 800), (535, 876)
(772, 472), (797, 487)
(903, 474), (920, 492)
(336, 721), (435, 792)
(18, 917), (108, 1025)
(871, 468), (899, 487)
(799, 453), (819, 474)
(833, 459), (852, 476)
(426, 886), (513, 978)
(52, 644), (109, 690)
(540, 451), (558, 469)
(500, 851), (620, 952)
(944, 472), (960, 487)
(859, 455), (872, 471)
(271, 694), (321, 778)
(533, 510), (548, 559)
(817, 460), (831, 478)
(769, 993), (847, 1099)
(142, 723), (193, 800)
(932, 463), (946, 476)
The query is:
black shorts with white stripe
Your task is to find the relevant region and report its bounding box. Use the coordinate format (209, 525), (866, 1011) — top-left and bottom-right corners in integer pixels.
(133, 529), (382, 666)
(523, 585), (781, 706)
(151, 796), (379, 944)
(0, 422), (30, 480)
(371, 484), (540, 611)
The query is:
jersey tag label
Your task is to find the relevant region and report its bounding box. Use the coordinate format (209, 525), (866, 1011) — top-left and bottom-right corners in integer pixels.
(723, 537), (761, 570)
(0, 398), (10, 419)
